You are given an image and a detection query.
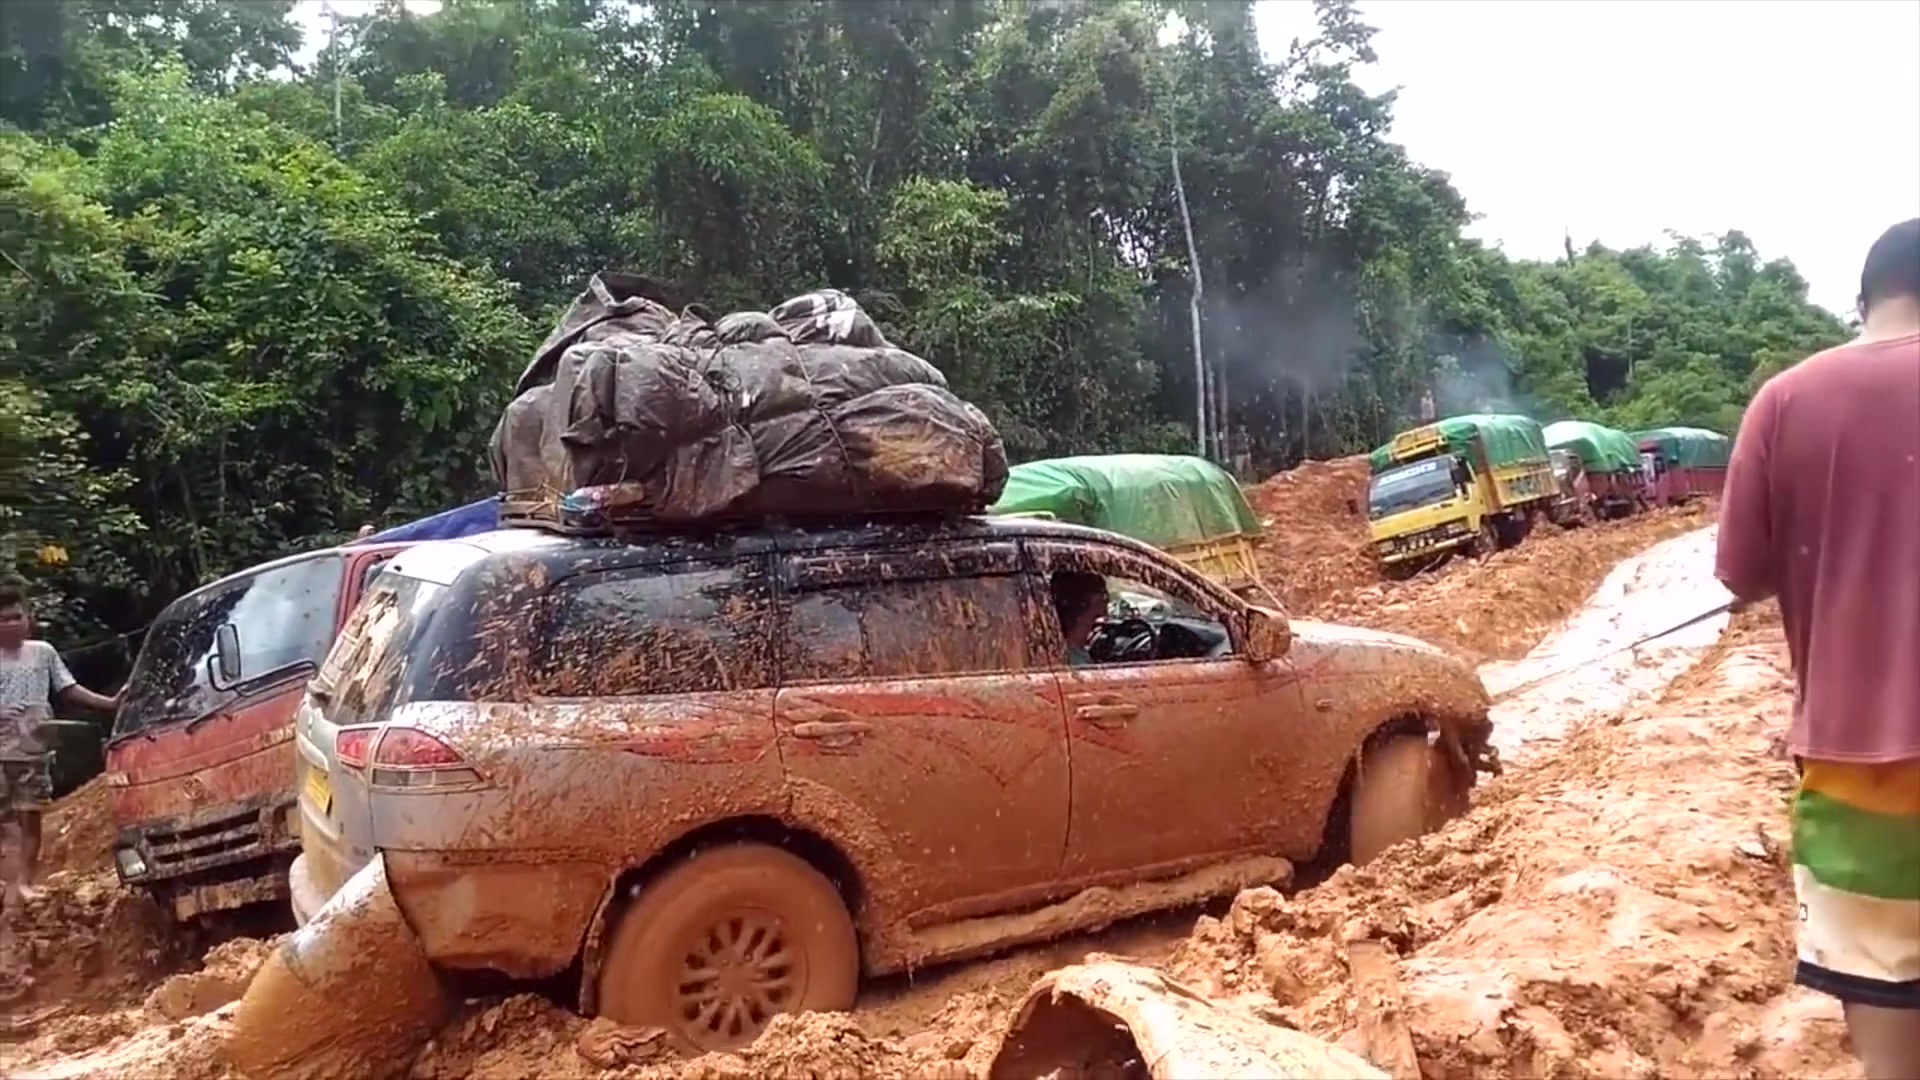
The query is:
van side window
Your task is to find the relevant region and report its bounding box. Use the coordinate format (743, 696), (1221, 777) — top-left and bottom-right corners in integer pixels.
(536, 559), (775, 697)
(781, 574), (1028, 682)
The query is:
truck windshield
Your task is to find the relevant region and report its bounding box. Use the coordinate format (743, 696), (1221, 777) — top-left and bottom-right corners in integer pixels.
(116, 554), (346, 737)
(1368, 457), (1459, 520)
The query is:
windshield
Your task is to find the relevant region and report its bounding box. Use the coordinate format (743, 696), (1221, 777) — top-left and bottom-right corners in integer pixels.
(1367, 456), (1459, 520)
(312, 569), (447, 728)
(117, 554), (346, 736)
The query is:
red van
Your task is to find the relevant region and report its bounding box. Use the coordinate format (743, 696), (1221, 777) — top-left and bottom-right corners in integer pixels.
(105, 543), (409, 923)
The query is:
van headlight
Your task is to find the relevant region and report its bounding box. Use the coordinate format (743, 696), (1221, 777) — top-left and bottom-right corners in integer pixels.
(114, 846), (149, 880)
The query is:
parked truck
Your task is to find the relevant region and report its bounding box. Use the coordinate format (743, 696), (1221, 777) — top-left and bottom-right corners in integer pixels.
(106, 543), (411, 922)
(1630, 426), (1731, 505)
(1543, 420), (1647, 521)
(1365, 413), (1556, 577)
(106, 498), (502, 923)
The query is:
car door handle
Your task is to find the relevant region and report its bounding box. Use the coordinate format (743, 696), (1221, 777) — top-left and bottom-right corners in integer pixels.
(1074, 703), (1138, 729)
(789, 719), (871, 746)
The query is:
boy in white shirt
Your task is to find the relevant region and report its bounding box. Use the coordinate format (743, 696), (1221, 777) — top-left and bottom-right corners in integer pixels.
(1, 579), (119, 906)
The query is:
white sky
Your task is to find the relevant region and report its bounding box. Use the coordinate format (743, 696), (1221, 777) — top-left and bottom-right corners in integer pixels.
(292, 0), (1920, 314)
(1253, 0), (1920, 314)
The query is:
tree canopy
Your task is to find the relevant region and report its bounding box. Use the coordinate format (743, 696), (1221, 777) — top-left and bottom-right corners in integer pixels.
(0, 0), (1849, 652)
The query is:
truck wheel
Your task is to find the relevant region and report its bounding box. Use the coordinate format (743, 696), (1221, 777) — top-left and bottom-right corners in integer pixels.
(596, 844), (859, 1052)
(1348, 735), (1464, 866)
(1471, 522), (1498, 558)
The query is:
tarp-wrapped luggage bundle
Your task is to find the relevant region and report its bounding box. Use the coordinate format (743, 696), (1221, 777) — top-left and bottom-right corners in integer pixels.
(491, 273), (1008, 528)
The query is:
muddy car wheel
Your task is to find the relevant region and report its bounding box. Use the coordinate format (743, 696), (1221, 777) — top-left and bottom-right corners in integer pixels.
(1348, 735), (1460, 866)
(597, 844), (859, 1052)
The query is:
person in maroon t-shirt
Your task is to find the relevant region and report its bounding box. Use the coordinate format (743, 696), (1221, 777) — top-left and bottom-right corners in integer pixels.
(1716, 218), (1920, 1080)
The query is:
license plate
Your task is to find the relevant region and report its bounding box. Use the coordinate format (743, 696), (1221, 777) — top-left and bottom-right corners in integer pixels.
(303, 765), (333, 815)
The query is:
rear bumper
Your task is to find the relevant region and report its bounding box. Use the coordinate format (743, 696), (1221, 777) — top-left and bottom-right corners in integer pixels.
(289, 852), (328, 927)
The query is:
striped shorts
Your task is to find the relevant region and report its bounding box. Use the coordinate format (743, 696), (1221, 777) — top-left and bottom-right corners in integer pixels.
(1791, 758), (1920, 1010)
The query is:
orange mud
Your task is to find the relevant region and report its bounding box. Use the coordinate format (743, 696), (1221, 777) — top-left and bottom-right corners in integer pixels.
(38, 777), (116, 877)
(4, 482), (1840, 1080)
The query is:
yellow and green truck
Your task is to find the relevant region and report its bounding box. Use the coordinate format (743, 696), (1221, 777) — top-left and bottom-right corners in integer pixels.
(1365, 413), (1557, 575)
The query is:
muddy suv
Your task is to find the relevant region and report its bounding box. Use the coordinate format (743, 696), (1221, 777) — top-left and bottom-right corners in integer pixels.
(290, 519), (1496, 1051)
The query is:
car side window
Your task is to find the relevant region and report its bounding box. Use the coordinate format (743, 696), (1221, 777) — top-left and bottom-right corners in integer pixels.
(1029, 541), (1238, 667)
(535, 558), (775, 697)
(779, 563), (1029, 683)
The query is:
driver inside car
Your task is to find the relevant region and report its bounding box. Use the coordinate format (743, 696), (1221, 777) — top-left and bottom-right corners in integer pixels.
(1048, 570), (1109, 667)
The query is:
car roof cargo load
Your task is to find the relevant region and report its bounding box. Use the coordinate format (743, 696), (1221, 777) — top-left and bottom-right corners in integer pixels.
(1630, 426), (1731, 468)
(351, 497), (501, 546)
(490, 273), (1007, 534)
(1367, 413), (1548, 473)
(1543, 420), (1642, 475)
(990, 454), (1265, 551)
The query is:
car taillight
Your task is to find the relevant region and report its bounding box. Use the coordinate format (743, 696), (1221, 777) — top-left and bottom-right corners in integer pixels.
(337, 724), (485, 790)
(373, 727), (464, 768)
(335, 726), (377, 769)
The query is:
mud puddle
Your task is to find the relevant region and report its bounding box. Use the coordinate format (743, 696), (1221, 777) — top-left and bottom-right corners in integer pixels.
(1479, 525), (1732, 765)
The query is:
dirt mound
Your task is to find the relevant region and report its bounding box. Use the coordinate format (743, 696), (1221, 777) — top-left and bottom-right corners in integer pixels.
(1244, 456), (1376, 613)
(1, 871), (184, 1018)
(408, 996), (962, 1080)
(38, 777), (116, 876)
(143, 937), (276, 1022)
(1155, 610), (1855, 1079)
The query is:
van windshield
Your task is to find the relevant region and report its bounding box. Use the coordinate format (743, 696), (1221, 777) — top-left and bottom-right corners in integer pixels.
(312, 570), (447, 729)
(117, 554), (345, 736)
(1367, 456), (1459, 520)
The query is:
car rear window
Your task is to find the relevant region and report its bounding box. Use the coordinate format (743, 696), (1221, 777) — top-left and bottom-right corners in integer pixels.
(533, 558), (777, 697)
(312, 570), (447, 727)
(781, 573), (1029, 682)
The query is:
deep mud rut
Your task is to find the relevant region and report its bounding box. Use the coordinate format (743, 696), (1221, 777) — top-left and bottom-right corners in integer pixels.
(5, 500), (1845, 1079)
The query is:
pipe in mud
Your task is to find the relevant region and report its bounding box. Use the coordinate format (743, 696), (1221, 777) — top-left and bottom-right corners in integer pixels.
(222, 854), (453, 1080)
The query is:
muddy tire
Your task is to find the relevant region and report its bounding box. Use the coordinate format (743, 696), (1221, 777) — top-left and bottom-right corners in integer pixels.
(1470, 521), (1498, 559)
(1348, 735), (1462, 866)
(596, 844), (859, 1052)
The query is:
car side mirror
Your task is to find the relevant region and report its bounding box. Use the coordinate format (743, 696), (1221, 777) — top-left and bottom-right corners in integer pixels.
(211, 622), (243, 687)
(1242, 605), (1292, 663)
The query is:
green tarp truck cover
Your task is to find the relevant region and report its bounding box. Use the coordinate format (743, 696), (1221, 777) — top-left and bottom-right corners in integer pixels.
(990, 454), (1263, 550)
(1543, 420), (1641, 474)
(1631, 426), (1731, 468)
(1368, 414), (1549, 473)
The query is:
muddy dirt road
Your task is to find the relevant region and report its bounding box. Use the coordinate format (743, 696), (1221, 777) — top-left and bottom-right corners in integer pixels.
(3, 497), (1786, 1080)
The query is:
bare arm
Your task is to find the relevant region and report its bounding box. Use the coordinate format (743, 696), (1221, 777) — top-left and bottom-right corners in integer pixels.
(57, 683), (120, 716)
(45, 644), (119, 717)
(1715, 381), (1779, 604)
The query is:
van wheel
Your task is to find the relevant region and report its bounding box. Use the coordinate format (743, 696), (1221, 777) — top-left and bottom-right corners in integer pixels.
(1348, 735), (1463, 866)
(596, 844), (859, 1052)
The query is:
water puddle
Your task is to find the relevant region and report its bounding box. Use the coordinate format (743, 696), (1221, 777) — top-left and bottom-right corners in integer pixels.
(1479, 526), (1733, 766)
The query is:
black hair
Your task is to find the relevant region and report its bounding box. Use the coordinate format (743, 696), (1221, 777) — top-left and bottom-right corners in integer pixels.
(1859, 217), (1920, 314)
(1049, 570), (1106, 626)
(0, 577), (27, 611)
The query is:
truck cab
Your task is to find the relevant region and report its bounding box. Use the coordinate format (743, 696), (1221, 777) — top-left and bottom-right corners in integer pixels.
(1366, 415), (1555, 577)
(106, 543), (408, 922)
